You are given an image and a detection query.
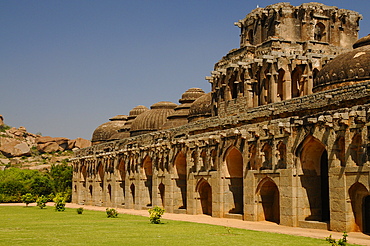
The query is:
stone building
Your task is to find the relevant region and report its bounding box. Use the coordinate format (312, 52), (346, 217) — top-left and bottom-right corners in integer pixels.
(72, 2), (370, 233)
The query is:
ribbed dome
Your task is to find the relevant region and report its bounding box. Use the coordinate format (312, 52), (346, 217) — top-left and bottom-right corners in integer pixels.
(179, 88), (205, 104)
(150, 101), (178, 109)
(129, 105), (149, 117)
(188, 92), (212, 122)
(313, 35), (370, 92)
(130, 101), (177, 136)
(92, 119), (127, 144)
(162, 88), (206, 130)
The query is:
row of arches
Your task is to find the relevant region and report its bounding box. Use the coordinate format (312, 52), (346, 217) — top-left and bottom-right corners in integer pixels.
(73, 133), (370, 233)
(211, 64), (320, 111)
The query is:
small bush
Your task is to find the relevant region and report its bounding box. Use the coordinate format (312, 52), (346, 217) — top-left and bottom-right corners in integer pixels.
(325, 232), (348, 246)
(36, 195), (48, 209)
(106, 208), (118, 218)
(21, 193), (35, 206)
(76, 207), (84, 214)
(53, 193), (66, 212)
(148, 206), (165, 224)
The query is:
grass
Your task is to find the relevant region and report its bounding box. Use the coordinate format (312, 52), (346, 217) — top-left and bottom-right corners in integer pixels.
(0, 206), (338, 246)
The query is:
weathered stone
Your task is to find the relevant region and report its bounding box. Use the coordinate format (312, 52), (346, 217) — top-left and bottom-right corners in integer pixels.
(74, 138), (91, 149)
(37, 142), (62, 153)
(0, 140), (31, 157)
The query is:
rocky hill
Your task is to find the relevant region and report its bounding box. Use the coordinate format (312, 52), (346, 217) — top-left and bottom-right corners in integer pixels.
(0, 115), (91, 170)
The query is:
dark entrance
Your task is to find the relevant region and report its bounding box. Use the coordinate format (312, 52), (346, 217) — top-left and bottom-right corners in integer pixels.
(321, 150), (330, 222)
(364, 196), (370, 234)
(199, 181), (212, 215)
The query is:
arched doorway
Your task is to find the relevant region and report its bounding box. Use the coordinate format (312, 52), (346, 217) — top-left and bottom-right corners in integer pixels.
(299, 136), (329, 222)
(118, 158), (126, 199)
(174, 152), (187, 209)
(158, 183), (165, 207)
(257, 178), (280, 223)
(198, 180), (212, 215)
(225, 147), (243, 214)
(130, 183), (135, 206)
(107, 184), (112, 202)
(143, 156), (153, 206)
(349, 182), (369, 232)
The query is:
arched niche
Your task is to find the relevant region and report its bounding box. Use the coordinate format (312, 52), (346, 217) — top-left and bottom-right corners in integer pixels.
(276, 141), (287, 169)
(348, 182), (369, 232)
(256, 178), (280, 224)
(142, 155), (153, 206)
(314, 22), (326, 41)
(298, 135), (329, 222)
(173, 151), (187, 209)
(291, 66), (303, 98)
(224, 146), (243, 214)
(196, 178), (212, 216)
(261, 143), (272, 170)
(158, 183), (165, 208)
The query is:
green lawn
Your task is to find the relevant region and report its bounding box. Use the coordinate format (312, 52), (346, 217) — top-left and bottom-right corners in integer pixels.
(0, 206), (334, 246)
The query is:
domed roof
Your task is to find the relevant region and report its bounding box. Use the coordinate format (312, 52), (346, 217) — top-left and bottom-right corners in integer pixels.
(91, 119), (127, 144)
(313, 35), (370, 92)
(188, 92), (212, 122)
(162, 88), (206, 130)
(130, 101), (177, 136)
(179, 88), (205, 104)
(129, 105), (149, 117)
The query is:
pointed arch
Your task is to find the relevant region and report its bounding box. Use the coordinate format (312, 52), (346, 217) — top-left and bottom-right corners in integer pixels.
(173, 151), (187, 209)
(276, 141), (287, 169)
(314, 22), (326, 41)
(291, 66), (303, 98)
(196, 178), (212, 216)
(97, 161), (104, 181)
(142, 155), (153, 206)
(349, 182), (369, 232)
(130, 183), (135, 206)
(298, 135), (329, 222)
(256, 178), (280, 223)
(158, 183), (165, 207)
(248, 143), (258, 170)
(224, 146), (243, 214)
(200, 150), (207, 171)
(261, 143), (272, 170)
(277, 68), (285, 101)
(80, 165), (87, 181)
(224, 146), (243, 178)
(107, 184), (112, 202)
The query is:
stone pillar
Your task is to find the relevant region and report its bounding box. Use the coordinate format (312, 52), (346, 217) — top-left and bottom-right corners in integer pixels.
(329, 167), (348, 231)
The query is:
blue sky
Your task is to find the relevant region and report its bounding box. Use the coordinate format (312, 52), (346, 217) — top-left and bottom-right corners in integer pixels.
(1, 0), (370, 140)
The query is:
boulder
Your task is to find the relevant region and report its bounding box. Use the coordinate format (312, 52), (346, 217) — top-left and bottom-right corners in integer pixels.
(74, 138), (91, 149)
(0, 140), (31, 157)
(68, 139), (76, 149)
(36, 136), (55, 144)
(37, 142), (63, 153)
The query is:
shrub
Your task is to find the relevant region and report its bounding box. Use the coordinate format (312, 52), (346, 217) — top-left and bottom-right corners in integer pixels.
(106, 208), (118, 218)
(148, 206), (165, 224)
(36, 195), (48, 209)
(21, 193), (35, 206)
(325, 232), (348, 246)
(53, 193), (66, 211)
(76, 207), (84, 214)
